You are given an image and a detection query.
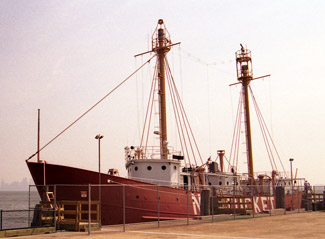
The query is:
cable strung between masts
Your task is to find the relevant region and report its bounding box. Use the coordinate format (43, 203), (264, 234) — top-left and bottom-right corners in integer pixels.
(27, 55), (155, 161)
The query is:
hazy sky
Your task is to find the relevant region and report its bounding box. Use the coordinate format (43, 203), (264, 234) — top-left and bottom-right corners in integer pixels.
(1, 0), (324, 186)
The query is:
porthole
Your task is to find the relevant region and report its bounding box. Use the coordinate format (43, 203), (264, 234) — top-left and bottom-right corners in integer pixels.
(136, 195), (139, 199)
(162, 165), (166, 170)
(147, 166), (152, 171)
(227, 181), (229, 185)
(219, 181), (222, 185)
(174, 166), (177, 170)
(135, 166), (138, 171)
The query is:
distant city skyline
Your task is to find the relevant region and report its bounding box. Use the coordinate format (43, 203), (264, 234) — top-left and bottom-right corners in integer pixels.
(0, 177), (34, 191)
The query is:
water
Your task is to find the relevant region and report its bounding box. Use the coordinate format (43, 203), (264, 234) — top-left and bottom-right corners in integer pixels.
(0, 191), (41, 230)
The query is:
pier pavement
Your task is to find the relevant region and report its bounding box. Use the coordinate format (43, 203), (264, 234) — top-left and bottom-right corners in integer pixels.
(19, 211), (325, 239)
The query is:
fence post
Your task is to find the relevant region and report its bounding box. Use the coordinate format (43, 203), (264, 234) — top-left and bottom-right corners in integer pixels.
(88, 184), (91, 235)
(187, 187), (189, 225)
(251, 184), (255, 218)
(157, 185), (160, 228)
(0, 209), (2, 231)
(28, 185), (31, 227)
(54, 185), (57, 229)
(211, 187), (214, 223)
(123, 185), (125, 232)
(323, 190), (325, 211)
(233, 184), (236, 220)
(269, 183), (272, 216)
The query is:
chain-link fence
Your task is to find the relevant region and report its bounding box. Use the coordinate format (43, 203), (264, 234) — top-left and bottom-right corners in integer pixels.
(0, 188), (54, 231)
(1, 183), (323, 233)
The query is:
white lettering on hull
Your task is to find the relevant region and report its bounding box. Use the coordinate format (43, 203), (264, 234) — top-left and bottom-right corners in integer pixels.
(191, 193), (201, 215)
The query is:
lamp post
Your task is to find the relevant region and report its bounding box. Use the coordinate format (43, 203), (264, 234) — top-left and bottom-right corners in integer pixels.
(95, 134), (104, 227)
(289, 158), (294, 211)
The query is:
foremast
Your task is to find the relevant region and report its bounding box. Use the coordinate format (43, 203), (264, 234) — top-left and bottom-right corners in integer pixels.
(153, 19), (171, 160)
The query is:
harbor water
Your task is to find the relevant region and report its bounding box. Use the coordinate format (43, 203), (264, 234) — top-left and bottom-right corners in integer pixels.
(0, 191), (40, 230)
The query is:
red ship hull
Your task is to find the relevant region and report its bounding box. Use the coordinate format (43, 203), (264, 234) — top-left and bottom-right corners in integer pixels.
(26, 161), (201, 225)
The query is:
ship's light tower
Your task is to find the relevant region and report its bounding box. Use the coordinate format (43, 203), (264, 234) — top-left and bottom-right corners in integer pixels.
(236, 45), (255, 185)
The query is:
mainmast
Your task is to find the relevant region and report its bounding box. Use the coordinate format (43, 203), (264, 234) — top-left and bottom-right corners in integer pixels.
(235, 45), (254, 185)
(153, 19), (171, 159)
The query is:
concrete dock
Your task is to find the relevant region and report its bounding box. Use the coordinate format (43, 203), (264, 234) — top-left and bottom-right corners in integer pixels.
(19, 212), (325, 239)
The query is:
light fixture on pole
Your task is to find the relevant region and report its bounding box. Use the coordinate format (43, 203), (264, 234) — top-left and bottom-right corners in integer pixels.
(95, 134), (104, 227)
(289, 158), (294, 211)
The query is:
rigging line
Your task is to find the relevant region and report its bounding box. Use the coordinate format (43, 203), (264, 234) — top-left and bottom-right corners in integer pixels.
(145, 77), (157, 153)
(166, 65), (188, 165)
(166, 59), (203, 165)
(171, 47), (177, 150)
(140, 59), (158, 148)
(268, 77), (274, 137)
(249, 86), (276, 171)
(249, 86), (286, 176)
(178, 48), (234, 66)
(165, 59), (190, 163)
(27, 55), (155, 161)
(141, 55), (145, 127)
(207, 65), (212, 156)
(249, 86), (277, 171)
(231, 90), (241, 167)
(135, 58), (141, 142)
(236, 90), (244, 171)
(144, 61), (158, 154)
(229, 89), (243, 171)
(256, 100), (277, 171)
(166, 60), (195, 166)
(235, 92), (243, 171)
(223, 155), (232, 170)
(178, 46), (184, 100)
(166, 60), (191, 165)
